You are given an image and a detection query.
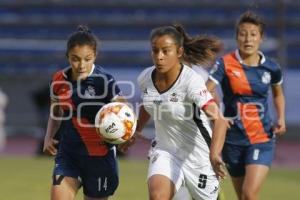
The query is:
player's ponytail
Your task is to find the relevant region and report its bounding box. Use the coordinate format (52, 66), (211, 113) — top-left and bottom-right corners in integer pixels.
(66, 25), (98, 57)
(173, 24), (223, 67)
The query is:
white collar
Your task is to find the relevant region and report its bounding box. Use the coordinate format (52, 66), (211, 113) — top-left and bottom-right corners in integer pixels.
(235, 49), (265, 65)
(87, 64), (95, 76)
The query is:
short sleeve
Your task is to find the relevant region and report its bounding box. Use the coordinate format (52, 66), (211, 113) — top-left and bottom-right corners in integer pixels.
(137, 67), (153, 90)
(209, 59), (225, 85)
(271, 64), (283, 85)
(49, 81), (58, 102)
(191, 65), (209, 82)
(187, 73), (214, 109)
(49, 70), (65, 102)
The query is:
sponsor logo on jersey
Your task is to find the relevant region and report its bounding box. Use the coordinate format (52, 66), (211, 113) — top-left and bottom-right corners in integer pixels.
(210, 186), (219, 194)
(199, 89), (208, 96)
(153, 100), (162, 105)
(232, 70), (241, 77)
(170, 92), (178, 102)
(262, 72), (271, 84)
(84, 85), (96, 98)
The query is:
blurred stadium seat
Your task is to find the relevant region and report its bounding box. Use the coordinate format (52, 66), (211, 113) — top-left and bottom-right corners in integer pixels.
(1, 0), (297, 71)
(0, 0), (299, 138)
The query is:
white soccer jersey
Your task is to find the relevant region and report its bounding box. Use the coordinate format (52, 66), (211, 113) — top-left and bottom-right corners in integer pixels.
(191, 64), (209, 82)
(138, 65), (214, 168)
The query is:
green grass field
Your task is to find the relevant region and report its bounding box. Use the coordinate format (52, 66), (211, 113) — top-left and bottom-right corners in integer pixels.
(1, 156), (299, 200)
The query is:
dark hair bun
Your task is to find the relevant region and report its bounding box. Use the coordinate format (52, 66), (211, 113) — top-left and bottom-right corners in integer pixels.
(77, 25), (91, 33)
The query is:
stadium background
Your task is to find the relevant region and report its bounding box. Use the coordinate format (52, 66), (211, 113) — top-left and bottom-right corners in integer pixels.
(0, 0), (299, 199)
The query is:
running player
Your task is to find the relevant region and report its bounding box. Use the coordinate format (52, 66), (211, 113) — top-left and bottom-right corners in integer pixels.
(43, 25), (125, 200)
(208, 11), (286, 200)
(120, 24), (227, 200)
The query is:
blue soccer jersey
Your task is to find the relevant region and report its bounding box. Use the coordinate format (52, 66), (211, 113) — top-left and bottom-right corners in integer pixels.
(209, 50), (283, 145)
(51, 65), (121, 156)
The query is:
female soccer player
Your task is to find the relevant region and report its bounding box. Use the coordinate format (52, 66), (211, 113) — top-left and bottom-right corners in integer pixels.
(120, 25), (227, 200)
(43, 25), (124, 200)
(208, 11), (286, 200)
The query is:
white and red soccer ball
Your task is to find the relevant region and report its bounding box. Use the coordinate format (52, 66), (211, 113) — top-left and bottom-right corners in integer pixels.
(95, 102), (136, 144)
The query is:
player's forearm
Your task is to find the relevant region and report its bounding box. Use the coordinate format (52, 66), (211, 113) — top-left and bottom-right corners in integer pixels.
(210, 117), (227, 156)
(45, 103), (63, 140)
(206, 80), (220, 104)
(45, 116), (62, 140)
(203, 102), (227, 155)
(273, 92), (285, 121)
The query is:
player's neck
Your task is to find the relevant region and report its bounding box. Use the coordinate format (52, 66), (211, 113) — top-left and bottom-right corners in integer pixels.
(154, 64), (182, 91)
(240, 52), (261, 66)
(156, 64), (181, 83)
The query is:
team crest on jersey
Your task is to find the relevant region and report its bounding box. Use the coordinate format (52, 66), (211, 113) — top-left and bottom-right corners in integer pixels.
(84, 85), (96, 98)
(170, 93), (178, 102)
(262, 72), (271, 84)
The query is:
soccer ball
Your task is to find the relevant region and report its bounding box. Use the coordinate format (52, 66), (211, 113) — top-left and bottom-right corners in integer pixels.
(95, 102), (137, 144)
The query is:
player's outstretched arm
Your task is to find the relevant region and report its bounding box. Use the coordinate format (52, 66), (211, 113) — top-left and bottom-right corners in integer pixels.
(203, 102), (227, 179)
(43, 101), (62, 156)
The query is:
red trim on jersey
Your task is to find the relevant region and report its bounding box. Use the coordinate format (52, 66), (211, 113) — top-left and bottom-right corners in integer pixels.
(223, 53), (253, 95)
(72, 117), (108, 156)
(201, 99), (215, 110)
(51, 70), (75, 110)
(238, 103), (269, 144)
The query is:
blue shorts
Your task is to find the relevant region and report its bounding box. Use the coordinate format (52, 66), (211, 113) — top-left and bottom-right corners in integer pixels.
(222, 139), (275, 177)
(53, 147), (119, 198)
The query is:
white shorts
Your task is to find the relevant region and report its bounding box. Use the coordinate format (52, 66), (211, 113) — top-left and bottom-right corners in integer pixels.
(148, 148), (219, 200)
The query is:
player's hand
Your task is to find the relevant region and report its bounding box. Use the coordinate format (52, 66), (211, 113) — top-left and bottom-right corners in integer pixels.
(210, 153), (226, 180)
(43, 138), (59, 156)
(117, 136), (136, 154)
(273, 118), (286, 136)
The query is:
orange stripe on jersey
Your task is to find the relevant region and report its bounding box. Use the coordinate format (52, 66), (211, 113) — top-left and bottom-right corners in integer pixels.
(72, 117), (108, 156)
(223, 53), (252, 95)
(238, 103), (269, 144)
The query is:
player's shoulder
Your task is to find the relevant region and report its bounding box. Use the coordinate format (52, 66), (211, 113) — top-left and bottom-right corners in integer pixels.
(137, 66), (155, 86)
(262, 56), (281, 71)
(93, 65), (116, 79)
(182, 64), (205, 82)
(52, 67), (70, 82)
